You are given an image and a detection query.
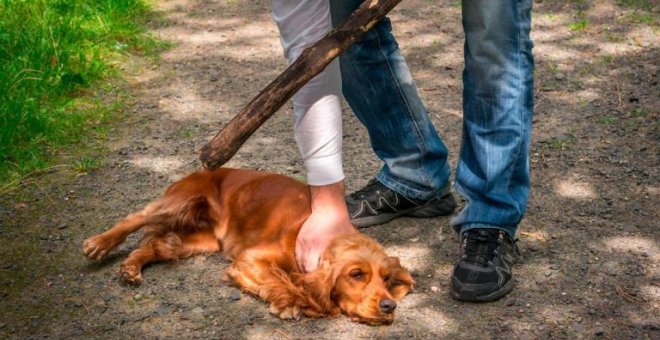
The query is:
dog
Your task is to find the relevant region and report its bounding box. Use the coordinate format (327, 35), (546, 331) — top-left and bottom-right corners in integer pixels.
(83, 168), (414, 325)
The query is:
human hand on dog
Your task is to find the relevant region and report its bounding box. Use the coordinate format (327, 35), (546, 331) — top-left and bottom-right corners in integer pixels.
(296, 181), (357, 272)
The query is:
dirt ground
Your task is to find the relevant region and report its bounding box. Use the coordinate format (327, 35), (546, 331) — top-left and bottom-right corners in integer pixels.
(1, 0), (658, 338)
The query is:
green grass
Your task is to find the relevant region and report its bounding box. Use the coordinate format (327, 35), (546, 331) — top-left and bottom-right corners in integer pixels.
(599, 115), (616, 125)
(615, 0), (656, 11)
(569, 18), (589, 31)
(72, 156), (103, 173)
(0, 0), (166, 190)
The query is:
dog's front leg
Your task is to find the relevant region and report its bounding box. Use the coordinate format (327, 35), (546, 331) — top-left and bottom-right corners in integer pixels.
(225, 248), (305, 320)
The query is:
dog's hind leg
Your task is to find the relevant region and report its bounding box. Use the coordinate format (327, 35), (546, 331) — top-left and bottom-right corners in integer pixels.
(83, 202), (163, 260)
(119, 228), (220, 285)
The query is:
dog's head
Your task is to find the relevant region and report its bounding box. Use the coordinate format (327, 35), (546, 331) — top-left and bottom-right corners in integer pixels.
(303, 233), (414, 325)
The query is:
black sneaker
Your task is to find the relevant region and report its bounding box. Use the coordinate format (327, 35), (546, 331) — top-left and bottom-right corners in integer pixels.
(346, 179), (456, 228)
(451, 228), (520, 302)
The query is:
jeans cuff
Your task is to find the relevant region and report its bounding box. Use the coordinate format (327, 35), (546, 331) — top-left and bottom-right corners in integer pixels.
(455, 223), (517, 239)
(376, 171), (451, 201)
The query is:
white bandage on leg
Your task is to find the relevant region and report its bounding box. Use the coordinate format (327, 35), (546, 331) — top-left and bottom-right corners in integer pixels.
(271, 0), (344, 186)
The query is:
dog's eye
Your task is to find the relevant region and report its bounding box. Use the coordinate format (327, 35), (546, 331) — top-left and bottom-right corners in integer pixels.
(383, 274), (391, 282)
(349, 269), (365, 280)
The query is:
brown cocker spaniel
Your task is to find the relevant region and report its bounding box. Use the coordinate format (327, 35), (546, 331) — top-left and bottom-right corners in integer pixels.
(83, 168), (414, 325)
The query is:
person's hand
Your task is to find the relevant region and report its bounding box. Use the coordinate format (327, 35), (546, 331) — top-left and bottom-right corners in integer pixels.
(296, 181), (356, 272)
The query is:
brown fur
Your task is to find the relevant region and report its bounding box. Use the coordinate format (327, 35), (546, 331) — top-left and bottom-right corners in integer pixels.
(83, 168), (414, 324)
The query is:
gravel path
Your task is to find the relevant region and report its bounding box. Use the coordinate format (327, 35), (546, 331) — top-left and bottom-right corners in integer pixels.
(1, 0), (658, 338)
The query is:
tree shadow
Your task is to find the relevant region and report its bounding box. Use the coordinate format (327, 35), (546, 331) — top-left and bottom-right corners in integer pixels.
(0, 0), (657, 338)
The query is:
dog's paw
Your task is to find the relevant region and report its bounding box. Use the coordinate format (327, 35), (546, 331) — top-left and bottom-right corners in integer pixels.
(269, 304), (301, 320)
(119, 263), (143, 285)
(83, 234), (118, 260)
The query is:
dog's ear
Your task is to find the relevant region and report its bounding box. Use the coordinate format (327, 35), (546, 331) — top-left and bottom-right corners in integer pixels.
(301, 255), (341, 317)
(386, 256), (415, 300)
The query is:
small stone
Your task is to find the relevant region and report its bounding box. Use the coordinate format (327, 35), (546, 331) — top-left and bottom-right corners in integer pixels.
(133, 293), (143, 301)
(588, 309), (596, 315)
(430, 286), (439, 292)
(229, 290), (241, 301)
(527, 241), (541, 252)
(192, 307), (203, 314)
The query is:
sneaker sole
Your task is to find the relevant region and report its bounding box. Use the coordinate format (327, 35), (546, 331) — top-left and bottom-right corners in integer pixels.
(450, 276), (514, 302)
(352, 194), (457, 228)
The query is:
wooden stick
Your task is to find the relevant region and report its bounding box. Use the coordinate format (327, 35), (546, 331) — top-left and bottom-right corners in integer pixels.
(200, 0), (403, 169)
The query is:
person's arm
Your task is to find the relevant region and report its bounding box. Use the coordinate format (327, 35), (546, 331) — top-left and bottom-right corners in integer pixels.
(271, 0), (355, 272)
(296, 181), (356, 272)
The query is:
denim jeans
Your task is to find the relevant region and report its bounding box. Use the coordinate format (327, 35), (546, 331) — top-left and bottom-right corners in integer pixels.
(330, 0), (534, 237)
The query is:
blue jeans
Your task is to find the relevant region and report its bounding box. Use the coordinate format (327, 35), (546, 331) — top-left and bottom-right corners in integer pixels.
(330, 0), (534, 237)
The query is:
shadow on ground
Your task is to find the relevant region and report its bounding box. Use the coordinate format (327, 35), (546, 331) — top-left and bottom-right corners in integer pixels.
(0, 0), (657, 338)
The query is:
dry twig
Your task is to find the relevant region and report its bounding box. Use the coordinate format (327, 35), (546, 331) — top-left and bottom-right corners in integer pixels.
(615, 284), (642, 303)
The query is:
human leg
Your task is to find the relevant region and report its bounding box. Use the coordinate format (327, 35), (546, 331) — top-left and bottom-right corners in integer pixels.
(330, 0), (450, 201)
(450, 0), (534, 301)
(330, 0), (455, 227)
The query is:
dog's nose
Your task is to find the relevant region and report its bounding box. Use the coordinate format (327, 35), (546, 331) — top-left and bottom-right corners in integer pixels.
(379, 299), (397, 314)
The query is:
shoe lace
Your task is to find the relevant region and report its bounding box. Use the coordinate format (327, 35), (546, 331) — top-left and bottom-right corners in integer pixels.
(462, 230), (515, 266)
(348, 179), (382, 199)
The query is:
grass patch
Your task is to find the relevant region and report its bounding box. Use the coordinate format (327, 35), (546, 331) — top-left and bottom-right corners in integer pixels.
(628, 12), (657, 25)
(599, 115), (617, 125)
(569, 18), (589, 31)
(72, 156), (103, 173)
(615, 0), (656, 11)
(631, 107), (648, 117)
(616, 0), (659, 26)
(0, 0), (166, 190)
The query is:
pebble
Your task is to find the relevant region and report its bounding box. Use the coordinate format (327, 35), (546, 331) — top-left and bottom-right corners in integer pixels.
(430, 286), (439, 293)
(155, 306), (170, 316)
(133, 293), (144, 301)
(192, 307), (204, 314)
(527, 241), (541, 252)
(228, 290), (241, 301)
